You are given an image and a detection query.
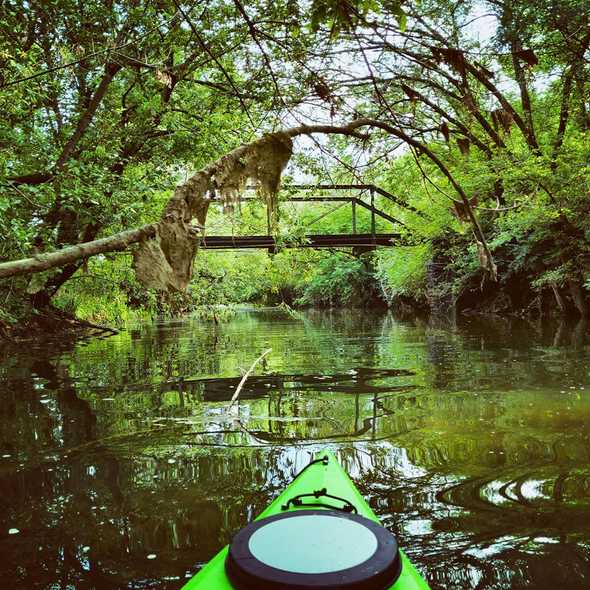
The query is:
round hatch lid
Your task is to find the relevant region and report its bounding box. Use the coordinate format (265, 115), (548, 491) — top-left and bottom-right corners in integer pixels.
(225, 509), (402, 589)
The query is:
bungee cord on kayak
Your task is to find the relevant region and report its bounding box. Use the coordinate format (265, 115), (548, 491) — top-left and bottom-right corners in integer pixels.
(281, 487), (358, 514)
(291, 454), (329, 480)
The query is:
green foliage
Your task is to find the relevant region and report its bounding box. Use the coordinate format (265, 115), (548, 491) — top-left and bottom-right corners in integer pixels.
(531, 266), (569, 290)
(191, 251), (272, 306)
(1, 0), (589, 324)
(295, 254), (375, 307)
(376, 244), (431, 303)
(53, 255), (157, 325)
(309, 0), (406, 36)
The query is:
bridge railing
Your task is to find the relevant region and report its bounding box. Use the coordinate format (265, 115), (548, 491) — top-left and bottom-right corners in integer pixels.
(202, 183), (409, 250)
(210, 183), (405, 237)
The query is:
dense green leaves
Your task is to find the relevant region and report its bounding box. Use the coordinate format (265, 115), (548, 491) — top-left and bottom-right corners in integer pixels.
(0, 0), (588, 324)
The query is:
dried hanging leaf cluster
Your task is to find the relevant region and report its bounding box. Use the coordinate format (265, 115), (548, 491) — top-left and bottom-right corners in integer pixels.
(133, 133), (293, 291)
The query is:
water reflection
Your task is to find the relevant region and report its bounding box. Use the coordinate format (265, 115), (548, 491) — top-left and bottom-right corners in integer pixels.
(1, 310), (589, 589)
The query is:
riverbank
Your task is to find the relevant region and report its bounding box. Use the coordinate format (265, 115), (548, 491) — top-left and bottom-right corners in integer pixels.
(2, 235), (589, 343)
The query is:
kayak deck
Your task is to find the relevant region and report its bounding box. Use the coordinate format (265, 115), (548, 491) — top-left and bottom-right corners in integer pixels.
(182, 451), (430, 589)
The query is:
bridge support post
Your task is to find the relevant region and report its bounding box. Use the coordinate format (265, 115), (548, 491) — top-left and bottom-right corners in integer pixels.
(352, 200), (357, 234)
(370, 187), (376, 240)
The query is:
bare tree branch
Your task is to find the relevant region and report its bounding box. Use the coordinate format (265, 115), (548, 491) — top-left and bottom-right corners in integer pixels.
(0, 225), (158, 279)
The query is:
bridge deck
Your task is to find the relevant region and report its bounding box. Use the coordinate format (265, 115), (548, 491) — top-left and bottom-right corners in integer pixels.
(200, 233), (399, 249)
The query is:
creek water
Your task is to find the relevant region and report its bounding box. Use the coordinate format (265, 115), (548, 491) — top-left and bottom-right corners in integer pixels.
(1, 308), (590, 589)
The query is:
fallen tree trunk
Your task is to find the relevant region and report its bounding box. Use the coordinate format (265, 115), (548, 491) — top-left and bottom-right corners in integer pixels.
(0, 224), (157, 279)
(0, 120), (370, 285)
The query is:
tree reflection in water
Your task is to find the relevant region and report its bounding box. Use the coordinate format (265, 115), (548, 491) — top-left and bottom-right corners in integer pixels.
(1, 309), (589, 589)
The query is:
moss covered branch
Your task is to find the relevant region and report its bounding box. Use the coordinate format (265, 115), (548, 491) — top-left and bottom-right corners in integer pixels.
(0, 120), (370, 284)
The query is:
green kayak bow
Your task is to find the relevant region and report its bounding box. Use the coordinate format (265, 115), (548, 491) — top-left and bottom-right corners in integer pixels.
(182, 451), (431, 590)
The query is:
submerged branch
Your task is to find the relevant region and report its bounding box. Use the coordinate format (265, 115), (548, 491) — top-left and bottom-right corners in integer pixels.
(229, 348), (272, 408)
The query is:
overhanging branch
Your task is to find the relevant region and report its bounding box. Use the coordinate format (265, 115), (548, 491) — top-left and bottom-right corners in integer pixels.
(0, 117), (497, 283)
(0, 225), (157, 279)
(0, 120), (371, 281)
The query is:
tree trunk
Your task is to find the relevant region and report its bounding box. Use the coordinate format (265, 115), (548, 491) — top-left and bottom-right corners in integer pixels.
(550, 283), (566, 314)
(511, 38), (538, 150)
(567, 279), (588, 318)
(0, 224), (157, 279)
